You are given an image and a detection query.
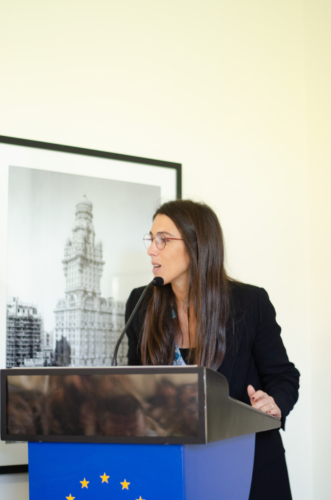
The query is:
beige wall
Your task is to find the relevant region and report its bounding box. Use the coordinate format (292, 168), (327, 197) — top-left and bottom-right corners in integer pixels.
(1, 0), (330, 498)
(0, 473), (29, 498)
(304, 1), (331, 499)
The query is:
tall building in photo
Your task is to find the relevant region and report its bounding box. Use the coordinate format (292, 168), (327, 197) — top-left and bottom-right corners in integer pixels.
(6, 298), (42, 368)
(54, 196), (127, 366)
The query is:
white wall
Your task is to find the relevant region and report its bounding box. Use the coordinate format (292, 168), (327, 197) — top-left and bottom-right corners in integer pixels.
(1, 0), (330, 498)
(0, 473), (29, 499)
(304, 1), (331, 499)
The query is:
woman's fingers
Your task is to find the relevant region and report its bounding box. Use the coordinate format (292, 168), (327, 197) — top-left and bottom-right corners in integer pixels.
(247, 385), (282, 419)
(250, 390), (268, 408)
(247, 384), (255, 399)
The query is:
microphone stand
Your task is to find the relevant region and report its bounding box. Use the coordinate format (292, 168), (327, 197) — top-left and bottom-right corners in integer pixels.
(111, 277), (163, 366)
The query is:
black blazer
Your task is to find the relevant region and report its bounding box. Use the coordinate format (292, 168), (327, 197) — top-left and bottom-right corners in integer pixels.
(125, 281), (300, 473)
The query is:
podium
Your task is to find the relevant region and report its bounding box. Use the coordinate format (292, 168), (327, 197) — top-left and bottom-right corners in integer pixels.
(1, 366), (280, 499)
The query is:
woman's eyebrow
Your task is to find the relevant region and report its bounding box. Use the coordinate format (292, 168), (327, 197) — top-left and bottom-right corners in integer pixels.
(150, 230), (175, 237)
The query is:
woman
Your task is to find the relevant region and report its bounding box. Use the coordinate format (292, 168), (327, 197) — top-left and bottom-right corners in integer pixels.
(125, 199), (299, 500)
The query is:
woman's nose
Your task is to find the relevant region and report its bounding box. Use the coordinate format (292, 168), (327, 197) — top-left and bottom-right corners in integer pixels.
(147, 240), (158, 256)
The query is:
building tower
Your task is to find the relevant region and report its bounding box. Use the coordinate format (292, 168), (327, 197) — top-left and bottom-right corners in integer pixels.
(54, 196), (126, 366)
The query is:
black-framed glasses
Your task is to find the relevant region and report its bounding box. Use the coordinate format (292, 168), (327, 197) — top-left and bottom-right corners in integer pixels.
(143, 233), (183, 250)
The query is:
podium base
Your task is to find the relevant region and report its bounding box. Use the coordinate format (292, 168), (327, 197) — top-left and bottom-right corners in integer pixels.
(29, 434), (255, 500)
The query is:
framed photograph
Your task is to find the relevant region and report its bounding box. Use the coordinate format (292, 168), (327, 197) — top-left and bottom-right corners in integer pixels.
(0, 135), (181, 473)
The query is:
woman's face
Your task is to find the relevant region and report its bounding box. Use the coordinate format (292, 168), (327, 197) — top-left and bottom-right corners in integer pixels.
(147, 214), (190, 288)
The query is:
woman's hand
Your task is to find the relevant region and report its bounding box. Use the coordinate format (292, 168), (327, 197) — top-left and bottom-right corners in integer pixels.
(247, 385), (282, 419)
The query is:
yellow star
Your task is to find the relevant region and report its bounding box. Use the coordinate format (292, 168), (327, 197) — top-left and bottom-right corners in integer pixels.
(136, 497), (145, 500)
(120, 479), (130, 490)
(66, 495), (75, 500)
(80, 478), (89, 488)
(100, 472), (109, 483)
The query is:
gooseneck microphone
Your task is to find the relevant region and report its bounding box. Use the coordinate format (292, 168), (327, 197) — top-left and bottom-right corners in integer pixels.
(111, 277), (164, 366)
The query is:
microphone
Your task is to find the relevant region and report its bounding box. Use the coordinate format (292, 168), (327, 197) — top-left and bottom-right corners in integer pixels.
(151, 277), (164, 287)
(111, 277), (164, 366)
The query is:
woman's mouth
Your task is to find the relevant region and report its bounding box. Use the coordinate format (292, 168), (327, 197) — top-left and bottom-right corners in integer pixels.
(152, 264), (161, 274)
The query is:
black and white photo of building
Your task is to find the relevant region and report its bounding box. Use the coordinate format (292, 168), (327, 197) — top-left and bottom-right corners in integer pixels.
(6, 166), (160, 368)
(53, 196), (126, 366)
(6, 297), (42, 368)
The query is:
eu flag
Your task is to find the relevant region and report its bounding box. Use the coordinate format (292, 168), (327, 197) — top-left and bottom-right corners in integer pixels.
(29, 442), (184, 500)
(28, 435), (254, 499)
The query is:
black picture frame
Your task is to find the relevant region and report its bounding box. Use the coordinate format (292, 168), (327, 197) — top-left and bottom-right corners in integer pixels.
(0, 135), (182, 473)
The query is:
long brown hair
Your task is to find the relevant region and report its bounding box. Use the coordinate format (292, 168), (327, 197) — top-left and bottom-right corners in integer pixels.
(140, 200), (231, 370)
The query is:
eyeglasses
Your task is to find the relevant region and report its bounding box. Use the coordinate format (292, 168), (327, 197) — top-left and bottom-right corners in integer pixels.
(143, 233), (183, 250)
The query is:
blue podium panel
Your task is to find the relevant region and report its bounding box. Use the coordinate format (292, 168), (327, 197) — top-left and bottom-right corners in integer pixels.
(28, 442), (185, 500)
(184, 434), (255, 500)
(29, 435), (255, 500)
